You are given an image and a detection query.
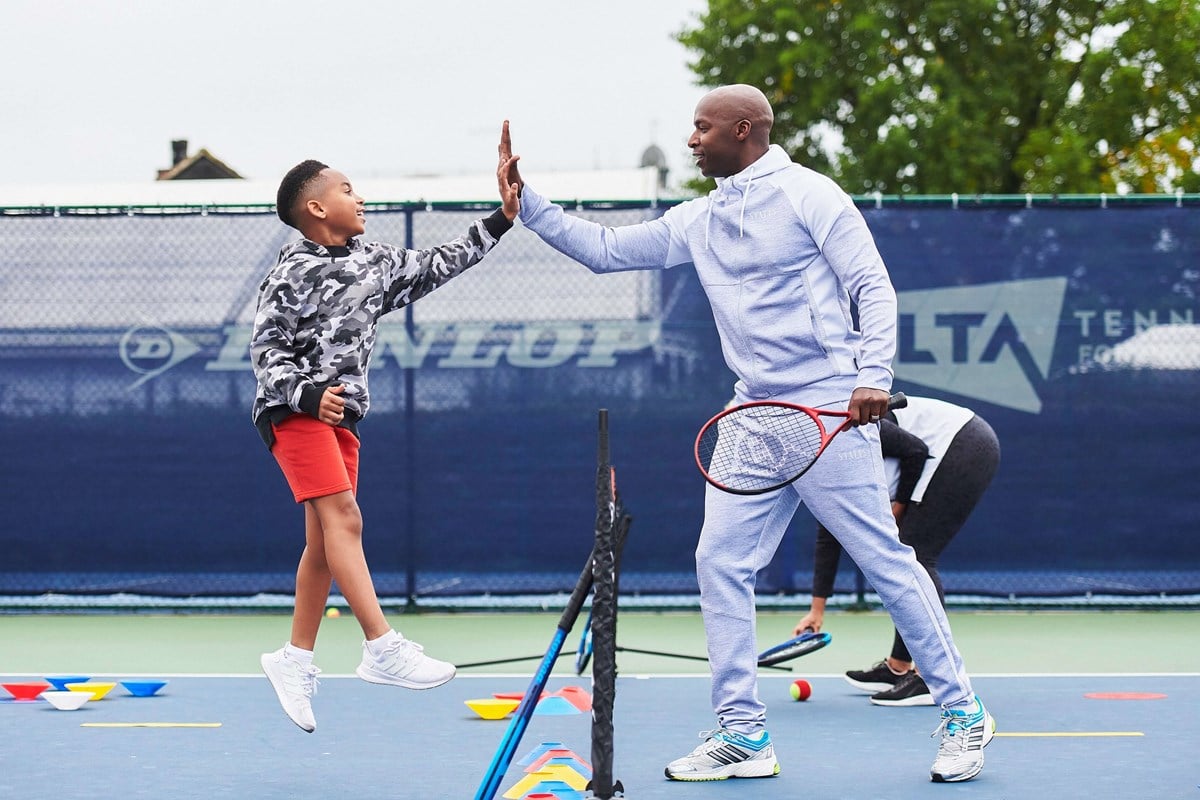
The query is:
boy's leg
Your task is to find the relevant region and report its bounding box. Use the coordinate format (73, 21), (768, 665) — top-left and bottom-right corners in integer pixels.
(289, 502), (334, 650)
(307, 490), (389, 640)
(307, 488), (455, 689)
(264, 507), (329, 733)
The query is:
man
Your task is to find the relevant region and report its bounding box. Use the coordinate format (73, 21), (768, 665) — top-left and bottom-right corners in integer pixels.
(498, 84), (994, 784)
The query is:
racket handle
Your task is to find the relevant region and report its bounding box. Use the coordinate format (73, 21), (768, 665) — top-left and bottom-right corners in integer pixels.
(888, 392), (907, 410)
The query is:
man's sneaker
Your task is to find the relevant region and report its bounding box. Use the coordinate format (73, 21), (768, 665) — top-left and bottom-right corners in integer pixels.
(870, 671), (934, 707)
(844, 660), (906, 693)
(260, 647), (320, 733)
(664, 728), (780, 781)
(930, 697), (995, 782)
(355, 633), (456, 689)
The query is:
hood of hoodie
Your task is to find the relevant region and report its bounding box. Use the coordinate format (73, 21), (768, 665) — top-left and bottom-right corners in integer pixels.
(276, 237), (361, 262)
(714, 144), (793, 196)
(706, 145), (795, 246)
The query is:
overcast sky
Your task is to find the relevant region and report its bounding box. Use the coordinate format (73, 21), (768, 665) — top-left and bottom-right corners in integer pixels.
(1, 0), (710, 189)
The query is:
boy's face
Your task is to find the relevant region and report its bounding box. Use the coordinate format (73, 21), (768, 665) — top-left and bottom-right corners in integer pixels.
(308, 169), (365, 240)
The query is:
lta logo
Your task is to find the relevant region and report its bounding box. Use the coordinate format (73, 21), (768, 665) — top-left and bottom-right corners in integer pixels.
(119, 323), (200, 389)
(895, 278), (1067, 413)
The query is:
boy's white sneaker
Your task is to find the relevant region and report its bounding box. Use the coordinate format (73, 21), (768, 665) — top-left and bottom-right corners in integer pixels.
(355, 633), (455, 689)
(260, 646), (320, 732)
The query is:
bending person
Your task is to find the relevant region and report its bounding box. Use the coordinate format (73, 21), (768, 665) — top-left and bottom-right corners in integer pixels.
(794, 396), (1000, 706)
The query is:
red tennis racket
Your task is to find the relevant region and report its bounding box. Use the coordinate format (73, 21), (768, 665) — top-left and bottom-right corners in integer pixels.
(695, 393), (907, 495)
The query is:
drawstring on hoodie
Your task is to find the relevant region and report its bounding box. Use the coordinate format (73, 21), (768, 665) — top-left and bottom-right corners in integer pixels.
(704, 165), (758, 250)
(738, 165), (756, 239)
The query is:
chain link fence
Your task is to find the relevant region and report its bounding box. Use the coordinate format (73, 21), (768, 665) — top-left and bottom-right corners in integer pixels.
(1, 196), (1198, 607)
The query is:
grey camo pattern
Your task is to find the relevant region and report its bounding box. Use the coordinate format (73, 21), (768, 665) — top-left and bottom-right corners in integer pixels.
(251, 220), (498, 423)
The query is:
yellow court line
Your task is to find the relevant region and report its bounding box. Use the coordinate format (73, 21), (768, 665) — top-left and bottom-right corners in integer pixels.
(994, 731), (1143, 738)
(80, 722), (222, 728)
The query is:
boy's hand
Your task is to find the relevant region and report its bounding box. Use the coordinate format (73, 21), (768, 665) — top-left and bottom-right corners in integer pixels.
(319, 385), (346, 425)
(498, 120), (523, 220)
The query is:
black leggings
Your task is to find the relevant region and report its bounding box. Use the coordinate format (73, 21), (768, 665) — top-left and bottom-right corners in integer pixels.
(891, 415), (1000, 664)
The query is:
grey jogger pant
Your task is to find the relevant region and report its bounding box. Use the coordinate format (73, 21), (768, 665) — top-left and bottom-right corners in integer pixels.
(696, 418), (974, 733)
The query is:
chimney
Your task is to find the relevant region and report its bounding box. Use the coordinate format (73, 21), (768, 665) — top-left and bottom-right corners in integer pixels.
(171, 140), (189, 166)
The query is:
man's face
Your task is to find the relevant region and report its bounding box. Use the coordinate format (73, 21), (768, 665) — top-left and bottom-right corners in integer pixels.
(312, 169), (365, 239)
(687, 97), (743, 178)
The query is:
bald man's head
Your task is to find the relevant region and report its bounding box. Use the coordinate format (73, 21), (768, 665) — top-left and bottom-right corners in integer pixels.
(688, 84), (774, 178)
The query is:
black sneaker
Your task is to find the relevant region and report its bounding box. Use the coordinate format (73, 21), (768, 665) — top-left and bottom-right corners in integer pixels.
(870, 671), (934, 706)
(844, 660), (905, 693)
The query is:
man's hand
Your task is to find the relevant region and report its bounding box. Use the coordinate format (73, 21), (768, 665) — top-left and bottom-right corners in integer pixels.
(847, 386), (889, 426)
(319, 385), (346, 425)
(498, 120), (524, 220)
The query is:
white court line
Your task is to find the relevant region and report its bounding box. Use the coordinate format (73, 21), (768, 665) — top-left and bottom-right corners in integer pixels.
(3, 671), (1199, 679)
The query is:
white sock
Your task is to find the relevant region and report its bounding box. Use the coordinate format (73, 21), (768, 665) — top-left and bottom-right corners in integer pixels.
(365, 629), (399, 658)
(284, 643), (314, 664)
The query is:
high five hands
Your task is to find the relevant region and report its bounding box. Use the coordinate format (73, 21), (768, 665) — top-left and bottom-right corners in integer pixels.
(497, 121), (524, 221)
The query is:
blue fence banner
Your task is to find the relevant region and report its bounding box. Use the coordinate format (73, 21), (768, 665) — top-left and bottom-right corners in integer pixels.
(1, 199), (1197, 601)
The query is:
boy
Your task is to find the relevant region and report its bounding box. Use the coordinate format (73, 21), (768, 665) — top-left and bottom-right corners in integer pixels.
(251, 155), (520, 732)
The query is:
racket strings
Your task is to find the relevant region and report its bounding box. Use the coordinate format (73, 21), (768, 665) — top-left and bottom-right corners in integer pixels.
(700, 407), (825, 492)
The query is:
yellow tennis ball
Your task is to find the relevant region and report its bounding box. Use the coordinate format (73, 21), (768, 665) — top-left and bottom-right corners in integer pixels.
(325, 607), (341, 618)
(790, 679), (811, 701)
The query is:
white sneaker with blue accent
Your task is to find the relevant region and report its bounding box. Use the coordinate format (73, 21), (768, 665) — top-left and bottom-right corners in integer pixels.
(930, 696), (995, 782)
(664, 728), (780, 781)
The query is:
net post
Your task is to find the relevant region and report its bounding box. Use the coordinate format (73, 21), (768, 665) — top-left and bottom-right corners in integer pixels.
(588, 408), (624, 798)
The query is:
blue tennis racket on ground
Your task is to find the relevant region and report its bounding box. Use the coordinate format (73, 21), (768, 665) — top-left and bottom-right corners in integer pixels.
(696, 393), (908, 495)
(574, 607), (594, 675)
(757, 631), (832, 667)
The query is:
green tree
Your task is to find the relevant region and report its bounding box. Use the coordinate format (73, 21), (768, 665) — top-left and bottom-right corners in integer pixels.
(677, 0), (1200, 194)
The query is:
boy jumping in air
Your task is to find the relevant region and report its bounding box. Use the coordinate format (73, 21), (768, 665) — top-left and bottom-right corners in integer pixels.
(251, 155), (520, 732)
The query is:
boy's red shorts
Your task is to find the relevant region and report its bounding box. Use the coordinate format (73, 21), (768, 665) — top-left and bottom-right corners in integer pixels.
(270, 413), (360, 502)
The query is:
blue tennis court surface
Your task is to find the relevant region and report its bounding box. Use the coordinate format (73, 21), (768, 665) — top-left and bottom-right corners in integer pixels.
(2, 672), (1195, 799)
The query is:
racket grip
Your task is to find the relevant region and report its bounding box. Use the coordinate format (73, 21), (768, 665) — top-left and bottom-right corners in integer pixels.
(888, 392), (907, 410)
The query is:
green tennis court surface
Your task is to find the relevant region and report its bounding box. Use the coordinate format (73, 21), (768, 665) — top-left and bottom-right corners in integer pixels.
(1, 609), (1195, 675)
(2, 610), (1197, 798)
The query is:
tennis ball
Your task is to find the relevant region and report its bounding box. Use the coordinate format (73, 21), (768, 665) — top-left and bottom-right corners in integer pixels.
(790, 679), (812, 701)
(325, 607), (341, 618)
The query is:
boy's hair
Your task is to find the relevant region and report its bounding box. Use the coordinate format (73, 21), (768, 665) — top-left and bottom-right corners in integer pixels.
(276, 159), (330, 228)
